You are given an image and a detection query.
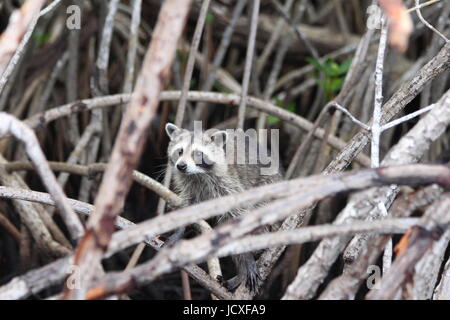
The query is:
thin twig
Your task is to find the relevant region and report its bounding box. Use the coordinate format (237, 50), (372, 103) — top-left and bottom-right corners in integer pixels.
(324, 42), (450, 174)
(0, 0), (47, 93)
(415, 0), (449, 43)
(256, 0), (294, 75)
(66, 0), (82, 143)
(378, 202), (392, 272)
(380, 103), (437, 132)
(270, 0), (320, 60)
(285, 101), (369, 179)
(122, 0), (142, 95)
(193, 0), (247, 121)
(0, 155), (71, 257)
(24, 91), (372, 167)
(0, 113), (84, 242)
(0, 186), (232, 300)
(366, 193), (450, 300)
(0, 211), (21, 243)
(237, 0), (260, 129)
(319, 184), (442, 300)
(3, 161), (183, 208)
(282, 89), (450, 300)
(80, 164), (450, 299)
(406, 0), (442, 13)
(64, 0), (193, 300)
(39, 0), (63, 16)
(216, 218), (417, 257)
(371, 15), (388, 168)
(157, 0), (211, 216)
(175, 0), (211, 127)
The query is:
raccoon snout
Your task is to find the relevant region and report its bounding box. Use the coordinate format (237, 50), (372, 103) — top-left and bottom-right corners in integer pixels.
(177, 161), (187, 172)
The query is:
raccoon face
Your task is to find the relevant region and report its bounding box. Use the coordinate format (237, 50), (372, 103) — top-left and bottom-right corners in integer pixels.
(165, 123), (228, 175)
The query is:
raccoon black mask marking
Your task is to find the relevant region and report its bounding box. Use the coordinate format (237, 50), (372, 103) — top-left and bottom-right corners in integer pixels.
(165, 122), (283, 293)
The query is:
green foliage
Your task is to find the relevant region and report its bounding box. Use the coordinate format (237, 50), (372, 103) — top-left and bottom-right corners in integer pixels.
(267, 96), (296, 125)
(305, 57), (352, 101)
(206, 12), (215, 24)
(212, 81), (232, 94)
(190, 78), (197, 90)
(176, 49), (188, 70)
(33, 32), (52, 45)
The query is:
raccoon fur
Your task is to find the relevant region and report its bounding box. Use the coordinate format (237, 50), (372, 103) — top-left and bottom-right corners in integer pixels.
(165, 122), (282, 292)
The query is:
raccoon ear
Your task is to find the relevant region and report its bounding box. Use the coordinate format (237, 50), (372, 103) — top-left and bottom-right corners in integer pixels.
(210, 130), (228, 147)
(165, 123), (180, 141)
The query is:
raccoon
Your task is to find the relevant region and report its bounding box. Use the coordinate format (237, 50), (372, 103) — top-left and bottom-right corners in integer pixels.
(165, 122), (282, 292)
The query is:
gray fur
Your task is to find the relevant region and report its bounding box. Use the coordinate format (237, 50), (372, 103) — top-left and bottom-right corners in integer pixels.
(165, 122), (282, 292)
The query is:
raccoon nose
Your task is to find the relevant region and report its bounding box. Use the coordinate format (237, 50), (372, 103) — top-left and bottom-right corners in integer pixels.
(177, 161), (187, 172)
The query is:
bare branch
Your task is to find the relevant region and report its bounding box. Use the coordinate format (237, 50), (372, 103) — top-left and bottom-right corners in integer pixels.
(434, 257), (450, 299)
(414, 0), (449, 43)
(216, 218), (417, 257)
(80, 163), (450, 299)
(3, 161), (183, 208)
(64, 0), (193, 300)
(157, 0), (211, 216)
(282, 88), (450, 300)
(237, 0), (259, 129)
(0, 186), (232, 300)
(318, 184), (443, 300)
(0, 0), (46, 92)
(366, 193), (450, 300)
(380, 103), (436, 132)
(371, 16), (388, 167)
(325, 42), (450, 174)
(24, 92), (371, 167)
(0, 113), (84, 241)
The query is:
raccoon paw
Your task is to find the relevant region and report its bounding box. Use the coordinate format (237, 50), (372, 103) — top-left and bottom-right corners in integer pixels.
(222, 275), (242, 292)
(220, 272), (261, 293)
(245, 264), (262, 293)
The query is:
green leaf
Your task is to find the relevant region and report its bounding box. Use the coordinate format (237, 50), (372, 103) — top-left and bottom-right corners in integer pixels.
(305, 57), (326, 73)
(212, 81), (232, 93)
(330, 78), (344, 93)
(34, 32), (52, 45)
(206, 12), (215, 24)
(307, 57), (351, 101)
(268, 97), (296, 125)
(317, 79), (328, 91)
(177, 50), (188, 69)
(274, 96), (283, 107)
(287, 102), (296, 113)
(324, 60), (340, 76)
(337, 58), (352, 75)
(267, 115), (280, 125)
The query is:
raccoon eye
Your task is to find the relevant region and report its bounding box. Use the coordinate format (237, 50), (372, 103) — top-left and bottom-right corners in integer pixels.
(171, 148), (183, 164)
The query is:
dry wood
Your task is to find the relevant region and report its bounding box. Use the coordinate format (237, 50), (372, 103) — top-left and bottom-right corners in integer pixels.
(66, 163), (450, 299)
(0, 186), (232, 300)
(0, 0), (449, 301)
(24, 91), (371, 166)
(0, 113), (84, 241)
(0, 0), (46, 76)
(64, 0), (193, 299)
(366, 193), (450, 300)
(283, 88), (450, 300)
